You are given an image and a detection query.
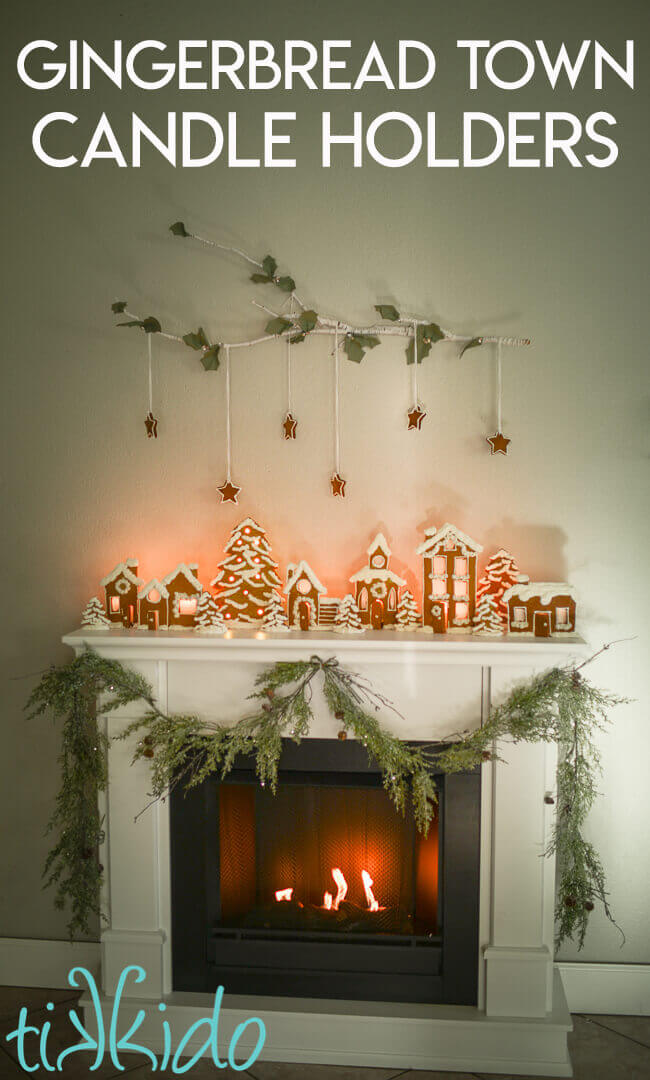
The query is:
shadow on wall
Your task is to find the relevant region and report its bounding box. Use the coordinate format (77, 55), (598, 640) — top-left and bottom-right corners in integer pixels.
(482, 519), (568, 581)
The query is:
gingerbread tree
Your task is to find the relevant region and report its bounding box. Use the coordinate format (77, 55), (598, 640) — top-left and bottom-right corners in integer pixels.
(81, 597), (110, 627)
(262, 592), (288, 630)
(476, 549), (522, 626)
(473, 592), (504, 636)
(195, 592), (226, 633)
(396, 590), (420, 630)
(334, 594), (364, 634)
(211, 518), (282, 624)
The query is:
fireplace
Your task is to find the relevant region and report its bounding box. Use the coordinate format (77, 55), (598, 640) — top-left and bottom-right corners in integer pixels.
(170, 738), (480, 1005)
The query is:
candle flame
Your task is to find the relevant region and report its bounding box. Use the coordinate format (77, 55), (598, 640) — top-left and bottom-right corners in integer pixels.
(361, 869), (379, 912)
(275, 887), (293, 902)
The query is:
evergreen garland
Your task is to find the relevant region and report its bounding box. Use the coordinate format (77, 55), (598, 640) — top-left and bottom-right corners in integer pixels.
(27, 645), (627, 947)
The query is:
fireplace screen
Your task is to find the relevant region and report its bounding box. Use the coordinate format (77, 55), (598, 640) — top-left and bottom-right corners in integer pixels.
(171, 738), (480, 1005)
(218, 780), (438, 937)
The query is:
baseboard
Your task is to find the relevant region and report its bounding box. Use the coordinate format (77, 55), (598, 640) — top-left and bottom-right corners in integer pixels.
(0, 938), (100, 989)
(556, 962), (650, 1015)
(0, 940), (648, 1016)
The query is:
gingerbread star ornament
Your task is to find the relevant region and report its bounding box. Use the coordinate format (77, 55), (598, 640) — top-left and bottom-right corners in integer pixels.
(217, 480), (241, 503)
(330, 473), (346, 497)
(486, 432), (511, 456)
(407, 404), (426, 430)
(282, 412), (297, 439)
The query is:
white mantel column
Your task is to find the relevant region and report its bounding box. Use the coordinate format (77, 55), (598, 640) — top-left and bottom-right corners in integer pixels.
(99, 659), (171, 1001)
(483, 666), (558, 1017)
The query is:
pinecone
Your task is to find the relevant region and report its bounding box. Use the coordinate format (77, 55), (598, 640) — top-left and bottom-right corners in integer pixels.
(481, 750), (492, 761)
(143, 747), (154, 759)
(572, 670), (582, 687)
(544, 795), (555, 805)
(564, 896), (576, 908)
(338, 730), (347, 741)
(143, 735), (153, 746)
(335, 710), (344, 721)
(584, 900), (594, 912)
(265, 688), (275, 699)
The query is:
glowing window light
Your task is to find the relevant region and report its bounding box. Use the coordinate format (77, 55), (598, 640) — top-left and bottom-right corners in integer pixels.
(148, 588), (160, 604)
(178, 597), (197, 616)
(110, 596), (120, 612)
(453, 580), (468, 597)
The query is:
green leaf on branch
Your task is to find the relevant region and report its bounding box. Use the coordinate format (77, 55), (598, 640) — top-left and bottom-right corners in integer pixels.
(251, 272), (273, 284)
(111, 301), (127, 314)
(459, 336), (484, 358)
(265, 317), (293, 336)
(200, 345), (221, 371)
(343, 333), (380, 363)
(169, 221), (190, 237)
(289, 333), (306, 345)
(276, 276), (296, 292)
(117, 316), (161, 334)
(262, 254), (278, 278)
(405, 322), (445, 364)
(183, 327), (210, 351)
(375, 304), (400, 322)
(298, 310), (318, 333)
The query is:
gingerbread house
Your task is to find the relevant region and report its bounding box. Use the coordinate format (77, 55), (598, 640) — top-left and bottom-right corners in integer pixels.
(138, 578), (169, 631)
(101, 559), (143, 627)
(502, 582), (577, 638)
(416, 524), (483, 633)
(284, 561), (326, 630)
(349, 534), (406, 629)
(162, 563), (202, 629)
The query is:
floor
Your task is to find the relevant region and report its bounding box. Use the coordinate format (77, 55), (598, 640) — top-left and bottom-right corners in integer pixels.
(0, 986), (648, 1078)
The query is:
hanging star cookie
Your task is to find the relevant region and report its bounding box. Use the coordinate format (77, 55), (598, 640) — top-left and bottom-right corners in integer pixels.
(330, 473), (346, 497)
(407, 404), (426, 430)
(217, 479), (241, 503)
(144, 411), (158, 438)
(282, 412), (297, 439)
(486, 432), (511, 456)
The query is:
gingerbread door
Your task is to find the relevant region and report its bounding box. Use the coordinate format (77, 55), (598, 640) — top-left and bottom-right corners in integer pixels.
(534, 612), (552, 638)
(430, 601), (448, 634)
(298, 601), (312, 631)
(370, 599), (384, 629)
(147, 610), (159, 631)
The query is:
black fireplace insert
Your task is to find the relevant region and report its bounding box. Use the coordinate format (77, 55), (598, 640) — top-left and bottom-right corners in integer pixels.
(170, 738), (480, 1005)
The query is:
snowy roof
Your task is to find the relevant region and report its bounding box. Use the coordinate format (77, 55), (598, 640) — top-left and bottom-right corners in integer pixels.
(100, 561), (143, 588)
(349, 567), (406, 586)
(284, 560), (326, 595)
(137, 578), (170, 600)
(162, 563), (202, 591)
(502, 582), (578, 604)
(366, 532), (391, 557)
(416, 523), (483, 556)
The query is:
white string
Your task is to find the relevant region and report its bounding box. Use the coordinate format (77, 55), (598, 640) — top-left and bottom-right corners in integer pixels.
(147, 333), (153, 414)
(412, 321), (419, 406)
(496, 340), (503, 431)
(287, 297), (294, 414)
(334, 327), (341, 474)
(225, 345), (232, 481)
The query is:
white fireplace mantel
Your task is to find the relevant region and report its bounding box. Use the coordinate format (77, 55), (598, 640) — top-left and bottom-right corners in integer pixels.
(62, 626), (588, 1076)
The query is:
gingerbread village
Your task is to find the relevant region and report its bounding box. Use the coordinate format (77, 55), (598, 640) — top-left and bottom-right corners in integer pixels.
(80, 518), (577, 639)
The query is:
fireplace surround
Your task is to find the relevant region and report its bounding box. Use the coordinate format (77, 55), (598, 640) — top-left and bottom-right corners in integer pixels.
(62, 626), (586, 1075)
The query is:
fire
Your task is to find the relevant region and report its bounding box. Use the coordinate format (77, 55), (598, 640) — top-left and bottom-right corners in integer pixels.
(361, 870), (379, 912)
(323, 892), (333, 910)
(330, 867), (348, 910)
(275, 888), (293, 902)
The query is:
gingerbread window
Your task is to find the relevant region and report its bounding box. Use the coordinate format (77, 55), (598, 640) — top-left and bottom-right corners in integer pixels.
(178, 597), (198, 616)
(433, 556), (446, 575)
(454, 602), (469, 621)
(453, 580), (468, 597)
(454, 557), (467, 576)
(359, 588), (369, 610)
(109, 596), (120, 612)
(431, 579), (446, 596)
(555, 607), (570, 627)
(388, 588), (396, 610)
(513, 606), (527, 624)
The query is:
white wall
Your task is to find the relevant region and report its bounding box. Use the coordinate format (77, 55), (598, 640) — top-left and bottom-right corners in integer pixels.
(1, 0), (648, 963)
